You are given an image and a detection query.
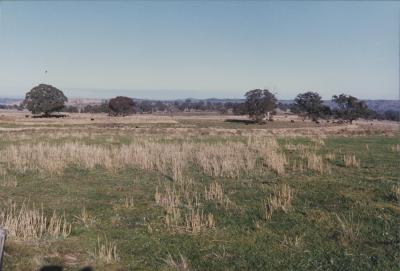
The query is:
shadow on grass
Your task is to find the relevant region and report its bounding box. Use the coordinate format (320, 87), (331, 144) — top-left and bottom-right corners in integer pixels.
(31, 114), (68, 118)
(224, 119), (257, 125)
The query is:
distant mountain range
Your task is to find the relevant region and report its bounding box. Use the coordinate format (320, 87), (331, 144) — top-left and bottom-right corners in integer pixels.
(0, 98), (22, 106)
(279, 99), (400, 113)
(362, 100), (399, 112)
(1, 97), (398, 113)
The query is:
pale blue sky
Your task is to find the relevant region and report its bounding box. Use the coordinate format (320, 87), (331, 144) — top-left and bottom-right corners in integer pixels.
(0, 1), (399, 99)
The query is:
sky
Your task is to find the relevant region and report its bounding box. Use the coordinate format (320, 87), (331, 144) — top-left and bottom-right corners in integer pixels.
(0, 1), (399, 100)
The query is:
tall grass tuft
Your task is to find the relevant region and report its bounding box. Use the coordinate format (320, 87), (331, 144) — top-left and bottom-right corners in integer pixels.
(0, 202), (71, 240)
(281, 234), (303, 249)
(265, 184), (294, 220)
(124, 194), (135, 209)
(343, 154), (360, 168)
(306, 152), (326, 174)
(390, 184), (400, 203)
(74, 207), (95, 228)
(163, 253), (190, 271)
(195, 143), (256, 178)
(255, 137), (287, 175)
(325, 152), (336, 161)
(0, 174), (18, 188)
(390, 144), (400, 152)
(94, 235), (119, 263)
(155, 184), (182, 228)
(184, 208), (215, 234)
(204, 182), (224, 203)
(335, 213), (360, 244)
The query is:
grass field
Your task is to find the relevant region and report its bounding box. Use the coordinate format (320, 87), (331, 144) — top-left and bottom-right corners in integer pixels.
(0, 113), (399, 270)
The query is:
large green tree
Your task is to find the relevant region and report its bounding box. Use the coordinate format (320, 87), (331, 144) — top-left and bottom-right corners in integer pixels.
(108, 96), (136, 116)
(245, 89), (277, 123)
(23, 84), (67, 116)
(332, 94), (369, 123)
(294, 92), (330, 122)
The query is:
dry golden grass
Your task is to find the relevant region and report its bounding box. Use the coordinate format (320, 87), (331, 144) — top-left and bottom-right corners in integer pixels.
(163, 253), (190, 271)
(281, 234), (303, 249)
(0, 171), (18, 187)
(304, 152), (328, 174)
(343, 154), (360, 168)
(0, 142), (190, 181)
(94, 236), (119, 263)
(155, 185), (181, 212)
(265, 184), (294, 220)
(310, 136), (325, 147)
(177, 181), (200, 210)
(261, 148), (287, 175)
(325, 152), (336, 161)
(390, 144), (400, 152)
(291, 160), (305, 172)
(391, 185), (400, 202)
(74, 207), (95, 228)
(0, 202), (71, 240)
(155, 183), (214, 233)
(4, 130), (375, 180)
(165, 206), (182, 229)
(184, 208), (215, 234)
(284, 143), (310, 152)
(253, 137), (287, 175)
(124, 194), (135, 209)
(335, 213), (360, 244)
(155, 184), (182, 228)
(0, 137), (289, 179)
(204, 182), (224, 203)
(195, 142), (256, 178)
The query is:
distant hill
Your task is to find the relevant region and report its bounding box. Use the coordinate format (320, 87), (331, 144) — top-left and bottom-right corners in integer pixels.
(0, 98), (22, 106)
(66, 98), (107, 106)
(280, 99), (399, 113)
(0, 98), (106, 106)
(363, 100), (399, 113)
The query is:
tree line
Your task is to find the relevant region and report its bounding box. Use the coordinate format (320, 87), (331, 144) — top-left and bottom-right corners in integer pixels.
(65, 99), (239, 115)
(19, 84), (399, 122)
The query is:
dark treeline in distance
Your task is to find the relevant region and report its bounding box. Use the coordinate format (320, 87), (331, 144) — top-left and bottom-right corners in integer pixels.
(66, 97), (399, 122)
(3, 83), (399, 122)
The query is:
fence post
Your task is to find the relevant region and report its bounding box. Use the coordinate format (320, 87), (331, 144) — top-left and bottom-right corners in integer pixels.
(0, 228), (6, 271)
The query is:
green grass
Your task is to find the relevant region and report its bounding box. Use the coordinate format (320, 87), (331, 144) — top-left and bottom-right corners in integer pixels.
(0, 122), (399, 270)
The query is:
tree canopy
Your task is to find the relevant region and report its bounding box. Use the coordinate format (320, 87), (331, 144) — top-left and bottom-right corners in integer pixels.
(332, 94), (369, 123)
(244, 89), (277, 123)
(108, 96), (136, 116)
(294, 92), (330, 122)
(23, 84), (67, 115)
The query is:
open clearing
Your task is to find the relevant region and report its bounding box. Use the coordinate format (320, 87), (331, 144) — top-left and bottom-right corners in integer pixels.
(0, 113), (399, 270)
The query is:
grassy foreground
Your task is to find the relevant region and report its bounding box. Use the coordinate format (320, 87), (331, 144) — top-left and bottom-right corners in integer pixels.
(0, 115), (399, 270)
